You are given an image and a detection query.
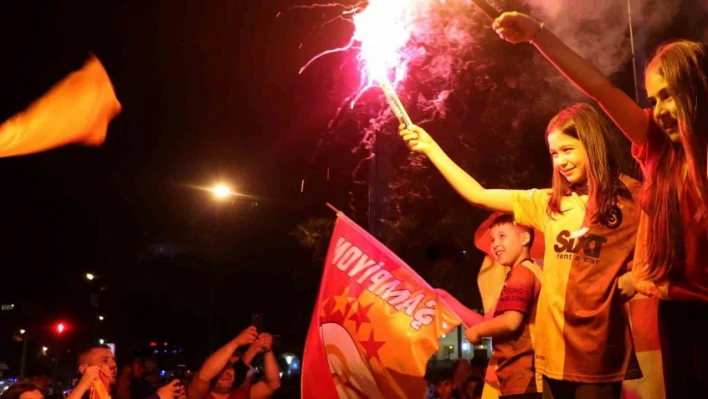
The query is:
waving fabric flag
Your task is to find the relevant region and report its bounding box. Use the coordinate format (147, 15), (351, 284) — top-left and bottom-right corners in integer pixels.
(90, 374), (112, 399)
(302, 210), (471, 399)
(0, 55), (121, 157)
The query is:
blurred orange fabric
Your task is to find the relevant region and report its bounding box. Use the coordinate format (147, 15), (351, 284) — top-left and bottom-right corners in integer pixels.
(0, 55), (121, 157)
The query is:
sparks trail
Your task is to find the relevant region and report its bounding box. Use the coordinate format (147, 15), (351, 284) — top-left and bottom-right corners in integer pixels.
(349, 82), (376, 110)
(292, 0), (489, 215)
(328, 91), (361, 130)
(299, 37), (356, 75)
(321, 15), (352, 29)
(295, 0), (489, 132)
(276, 2), (362, 18)
(287, 3), (361, 11)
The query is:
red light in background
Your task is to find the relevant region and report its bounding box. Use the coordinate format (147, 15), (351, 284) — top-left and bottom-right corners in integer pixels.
(150, 342), (157, 347)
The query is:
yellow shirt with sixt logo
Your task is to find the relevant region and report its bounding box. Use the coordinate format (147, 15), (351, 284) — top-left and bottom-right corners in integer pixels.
(511, 175), (642, 383)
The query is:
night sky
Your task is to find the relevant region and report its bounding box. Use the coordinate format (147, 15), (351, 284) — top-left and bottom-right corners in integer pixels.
(0, 0), (342, 364)
(1, 0), (707, 375)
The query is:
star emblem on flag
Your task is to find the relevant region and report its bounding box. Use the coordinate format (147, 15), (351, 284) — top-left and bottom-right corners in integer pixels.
(359, 330), (386, 362)
(328, 287), (356, 324)
(348, 301), (373, 332)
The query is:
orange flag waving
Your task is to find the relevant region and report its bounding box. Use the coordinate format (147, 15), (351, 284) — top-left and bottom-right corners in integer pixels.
(302, 210), (473, 398)
(0, 55), (121, 157)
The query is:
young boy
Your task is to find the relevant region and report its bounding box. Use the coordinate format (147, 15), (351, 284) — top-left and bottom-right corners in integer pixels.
(441, 214), (542, 399)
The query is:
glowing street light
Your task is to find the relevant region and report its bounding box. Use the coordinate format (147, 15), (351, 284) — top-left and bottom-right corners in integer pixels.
(85, 273), (95, 281)
(19, 329), (26, 335)
(98, 339), (105, 345)
(42, 346), (48, 354)
(212, 184), (232, 199)
(98, 315), (105, 321)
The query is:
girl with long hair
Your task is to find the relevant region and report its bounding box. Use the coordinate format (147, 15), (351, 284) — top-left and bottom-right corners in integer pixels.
(400, 102), (642, 399)
(492, 13), (708, 397)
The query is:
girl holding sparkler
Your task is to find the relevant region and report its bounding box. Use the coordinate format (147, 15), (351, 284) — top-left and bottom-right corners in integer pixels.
(492, 12), (708, 397)
(400, 102), (642, 399)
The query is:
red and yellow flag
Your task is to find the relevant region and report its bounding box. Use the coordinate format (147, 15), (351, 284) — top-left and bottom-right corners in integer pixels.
(302, 212), (465, 398)
(0, 55), (121, 157)
(90, 370), (112, 399)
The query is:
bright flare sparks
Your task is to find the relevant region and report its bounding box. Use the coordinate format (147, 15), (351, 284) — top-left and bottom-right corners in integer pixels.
(352, 0), (417, 126)
(352, 0), (412, 85)
(296, 1), (498, 128)
(300, 0), (428, 127)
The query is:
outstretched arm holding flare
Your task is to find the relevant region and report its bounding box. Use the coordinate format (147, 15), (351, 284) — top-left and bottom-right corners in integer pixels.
(0, 55), (122, 157)
(399, 123), (514, 213)
(492, 12), (648, 145)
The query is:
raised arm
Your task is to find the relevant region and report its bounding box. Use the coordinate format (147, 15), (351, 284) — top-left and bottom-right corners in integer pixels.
(250, 334), (281, 399)
(187, 327), (258, 399)
(493, 12), (649, 146)
(399, 124), (513, 213)
(67, 366), (101, 399)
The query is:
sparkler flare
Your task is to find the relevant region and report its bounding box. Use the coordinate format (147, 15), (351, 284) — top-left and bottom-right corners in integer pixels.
(351, 0), (417, 127)
(299, 0), (428, 128)
(470, 0), (500, 20)
(294, 0), (493, 130)
(378, 78), (413, 127)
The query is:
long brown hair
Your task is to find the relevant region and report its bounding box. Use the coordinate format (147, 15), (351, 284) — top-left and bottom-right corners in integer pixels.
(545, 103), (624, 224)
(643, 40), (708, 280)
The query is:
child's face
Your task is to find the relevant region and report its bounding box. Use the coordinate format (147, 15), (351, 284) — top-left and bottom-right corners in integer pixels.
(646, 70), (680, 143)
(489, 223), (527, 267)
(547, 130), (589, 185)
(435, 380), (454, 398)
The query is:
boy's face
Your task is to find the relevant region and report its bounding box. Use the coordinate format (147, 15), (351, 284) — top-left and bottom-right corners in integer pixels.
(489, 223), (528, 267)
(435, 379), (453, 399)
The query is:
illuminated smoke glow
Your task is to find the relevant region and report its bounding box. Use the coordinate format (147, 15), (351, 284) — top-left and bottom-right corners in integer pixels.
(286, 0), (708, 227)
(287, 0), (491, 210)
(295, 0), (487, 133)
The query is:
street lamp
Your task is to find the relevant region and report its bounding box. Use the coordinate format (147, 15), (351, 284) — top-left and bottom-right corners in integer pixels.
(85, 273), (95, 281)
(98, 315), (105, 321)
(212, 184), (232, 199)
(20, 329), (25, 335)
